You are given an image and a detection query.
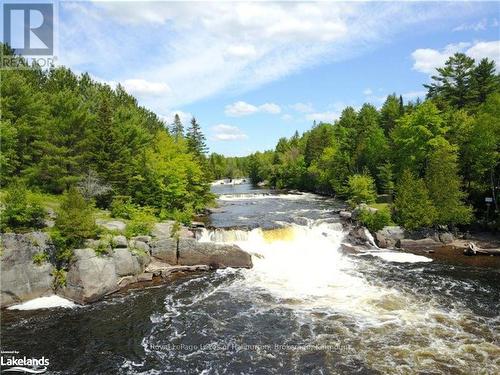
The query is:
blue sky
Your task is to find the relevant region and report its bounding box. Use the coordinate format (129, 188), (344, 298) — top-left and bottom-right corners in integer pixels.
(56, 1), (500, 156)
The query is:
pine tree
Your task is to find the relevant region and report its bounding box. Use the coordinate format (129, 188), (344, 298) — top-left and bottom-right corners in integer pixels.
(377, 161), (395, 196)
(424, 53), (476, 109)
(394, 170), (437, 230)
(380, 94), (402, 135)
(171, 114), (184, 141)
(425, 140), (472, 226)
(471, 58), (500, 105)
(186, 117), (208, 157)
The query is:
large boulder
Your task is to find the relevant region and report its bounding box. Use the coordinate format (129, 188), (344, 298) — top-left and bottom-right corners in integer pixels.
(375, 226), (405, 248)
(96, 219), (126, 232)
(152, 222), (174, 238)
(0, 233), (53, 307)
(112, 248), (142, 276)
(178, 238), (252, 268)
(151, 238), (178, 264)
(112, 235), (128, 248)
(61, 248), (119, 304)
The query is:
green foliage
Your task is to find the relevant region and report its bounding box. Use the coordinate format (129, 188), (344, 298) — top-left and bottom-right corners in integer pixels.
(186, 117), (208, 158)
(51, 267), (67, 290)
(425, 139), (473, 226)
(54, 187), (97, 250)
(0, 48), (213, 216)
(94, 238), (112, 256)
(110, 195), (136, 219)
(125, 207), (156, 238)
(394, 170), (437, 230)
(32, 251), (49, 265)
(425, 53), (499, 109)
(358, 208), (392, 232)
(346, 174), (377, 208)
(0, 180), (46, 232)
(377, 162), (395, 196)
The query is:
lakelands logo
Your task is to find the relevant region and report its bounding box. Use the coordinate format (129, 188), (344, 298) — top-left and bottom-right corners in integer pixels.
(0, 351), (49, 374)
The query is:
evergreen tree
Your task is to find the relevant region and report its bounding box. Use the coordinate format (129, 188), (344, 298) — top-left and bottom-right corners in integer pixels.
(380, 94), (402, 135)
(425, 140), (472, 226)
(377, 161), (395, 196)
(394, 170), (437, 230)
(471, 58), (499, 105)
(186, 117), (208, 158)
(171, 114), (184, 141)
(54, 187), (97, 249)
(424, 53), (476, 109)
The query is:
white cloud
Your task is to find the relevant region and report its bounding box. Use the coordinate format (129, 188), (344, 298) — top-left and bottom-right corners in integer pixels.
(259, 102), (281, 114)
(225, 101), (281, 117)
(305, 111), (339, 123)
(122, 79), (171, 96)
(59, 1), (470, 110)
(224, 101), (259, 117)
(412, 40), (500, 74)
(363, 88), (373, 96)
(225, 45), (257, 59)
(211, 124), (248, 141)
(402, 90), (426, 101)
(453, 19), (487, 32)
(467, 41), (500, 62)
(160, 110), (193, 126)
(290, 102), (314, 113)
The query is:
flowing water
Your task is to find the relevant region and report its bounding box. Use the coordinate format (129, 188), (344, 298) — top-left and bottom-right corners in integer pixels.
(1, 183), (499, 374)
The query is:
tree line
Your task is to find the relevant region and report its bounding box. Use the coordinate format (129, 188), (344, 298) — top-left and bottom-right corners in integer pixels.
(0, 44), (213, 222)
(211, 53), (499, 230)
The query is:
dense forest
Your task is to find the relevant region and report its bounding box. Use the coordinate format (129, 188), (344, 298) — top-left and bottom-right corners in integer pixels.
(208, 53), (500, 231)
(1, 45), (499, 234)
(0, 44), (213, 225)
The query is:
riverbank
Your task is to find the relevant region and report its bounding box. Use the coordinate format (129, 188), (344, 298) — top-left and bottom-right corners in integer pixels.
(0, 219), (252, 309)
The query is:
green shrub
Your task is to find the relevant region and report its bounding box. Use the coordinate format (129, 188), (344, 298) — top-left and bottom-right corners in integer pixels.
(51, 267), (67, 290)
(94, 240), (111, 256)
(347, 174), (377, 208)
(358, 208), (392, 232)
(32, 252), (49, 265)
(0, 180), (46, 232)
(55, 187), (97, 249)
(125, 207), (156, 238)
(394, 170), (437, 230)
(110, 195), (136, 219)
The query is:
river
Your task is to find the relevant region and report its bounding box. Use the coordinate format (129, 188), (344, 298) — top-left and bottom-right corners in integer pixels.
(1, 183), (499, 374)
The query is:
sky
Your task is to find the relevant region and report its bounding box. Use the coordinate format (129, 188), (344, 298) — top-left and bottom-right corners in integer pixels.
(54, 1), (500, 156)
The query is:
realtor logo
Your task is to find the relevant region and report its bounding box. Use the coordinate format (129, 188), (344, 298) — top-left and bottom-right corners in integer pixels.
(3, 2), (53, 55)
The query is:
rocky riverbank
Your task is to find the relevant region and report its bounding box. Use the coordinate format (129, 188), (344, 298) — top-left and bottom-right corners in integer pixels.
(0, 220), (252, 308)
(339, 206), (500, 268)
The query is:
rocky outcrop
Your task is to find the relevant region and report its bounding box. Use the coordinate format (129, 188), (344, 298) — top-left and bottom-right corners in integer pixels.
(0, 232), (54, 308)
(2, 219), (253, 307)
(60, 246), (151, 304)
(95, 219), (126, 232)
(375, 226), (405, 248)
(178, 238), (252, 268)
(150, 234), (253, 269)
(61, 248), (120, 303)
(150, 237), (178, 264)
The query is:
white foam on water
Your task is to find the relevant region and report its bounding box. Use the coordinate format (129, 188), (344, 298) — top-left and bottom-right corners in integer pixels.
(8, 295), (77, 310)
(360, 251), (433, 263)
(218, 192), (317, 201)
